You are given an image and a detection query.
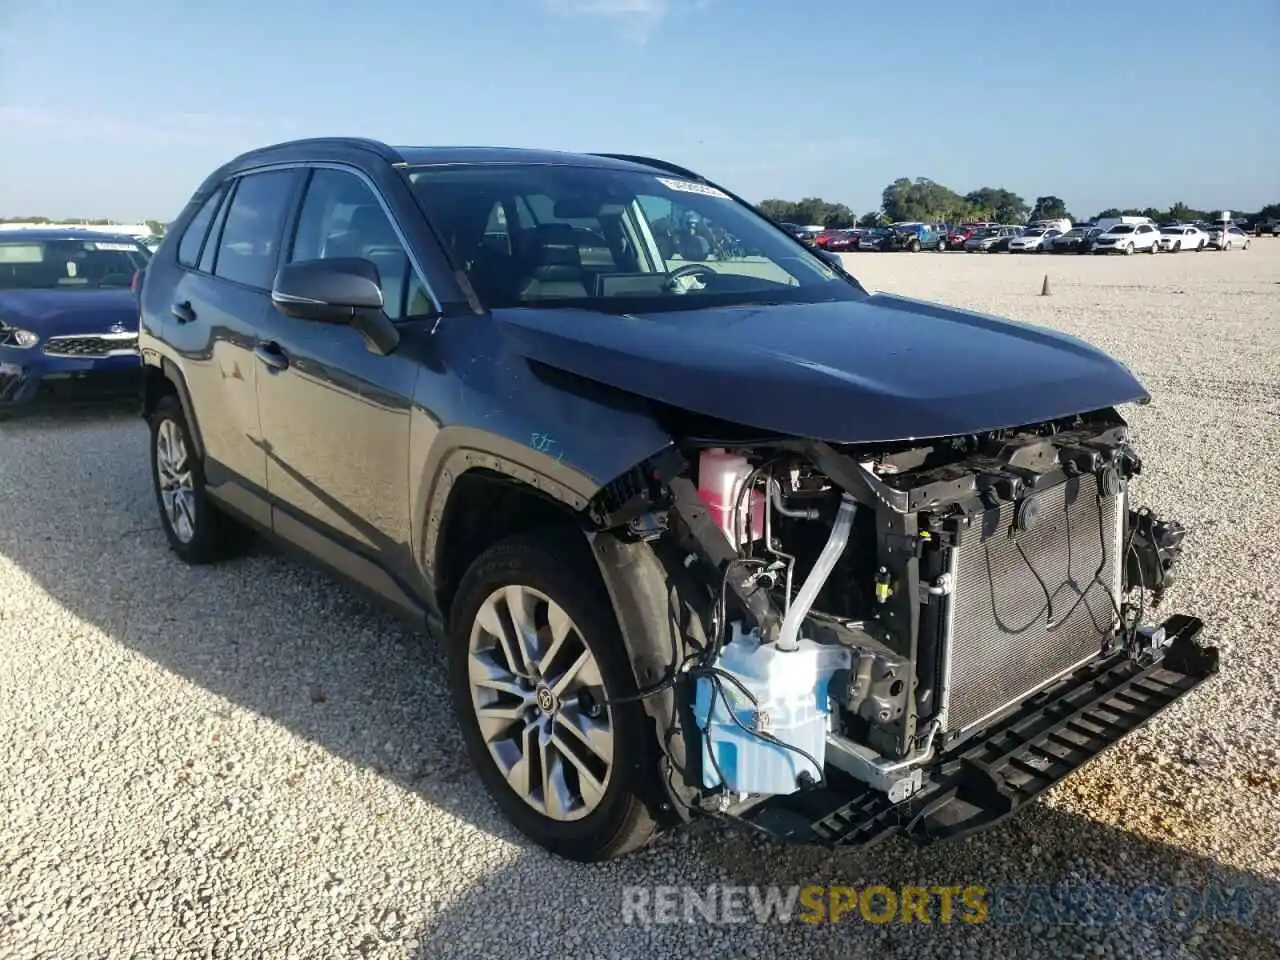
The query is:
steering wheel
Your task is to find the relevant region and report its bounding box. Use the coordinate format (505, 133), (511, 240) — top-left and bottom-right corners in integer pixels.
(664, 262), (717, 291)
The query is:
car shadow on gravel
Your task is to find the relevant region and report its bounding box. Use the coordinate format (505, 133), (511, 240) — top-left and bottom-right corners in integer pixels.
(408, 810), (1280, 959)
(1, 415), (1277, 960)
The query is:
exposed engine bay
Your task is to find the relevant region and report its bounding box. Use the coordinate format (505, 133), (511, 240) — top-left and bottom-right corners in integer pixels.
(585, 406), (1216, 843)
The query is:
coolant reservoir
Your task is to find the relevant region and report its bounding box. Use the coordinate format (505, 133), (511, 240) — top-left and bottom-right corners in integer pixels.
(697, 448), (765, 545)
(692, 623), (850, 795)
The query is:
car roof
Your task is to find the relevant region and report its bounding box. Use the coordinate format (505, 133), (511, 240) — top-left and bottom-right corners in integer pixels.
(225, 138), (682, 176)
(0, 229), (145, 244)
(394, 145), (655, 171)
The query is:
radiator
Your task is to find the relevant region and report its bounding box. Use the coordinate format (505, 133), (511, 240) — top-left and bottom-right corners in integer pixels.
(943, 475), (1124, 733)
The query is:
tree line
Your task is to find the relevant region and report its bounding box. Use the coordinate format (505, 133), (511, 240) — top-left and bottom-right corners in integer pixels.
(757, 180), (1280, 230)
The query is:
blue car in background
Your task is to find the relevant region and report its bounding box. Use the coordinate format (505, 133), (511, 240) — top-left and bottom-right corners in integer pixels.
(0, 229), (150, 417)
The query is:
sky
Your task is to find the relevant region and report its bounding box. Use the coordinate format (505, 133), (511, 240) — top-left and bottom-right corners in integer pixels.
(1, 0), (1277, 222)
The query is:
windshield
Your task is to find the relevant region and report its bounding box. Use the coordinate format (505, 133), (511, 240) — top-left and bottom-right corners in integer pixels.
(0, 237), (149, 290)
(1023, 228), (1046, 237)
(406, 164), (859, 313)
(1109, 224), (1135, 234)
(1161, 227), (1185, 234)
(1063, 228), (1086, 238)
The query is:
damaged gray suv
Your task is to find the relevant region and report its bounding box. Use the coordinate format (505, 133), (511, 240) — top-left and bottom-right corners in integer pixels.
(136, 138), (1218, 861)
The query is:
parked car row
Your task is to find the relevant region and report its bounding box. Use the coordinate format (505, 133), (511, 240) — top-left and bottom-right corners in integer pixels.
(807, 217), (1255, 256)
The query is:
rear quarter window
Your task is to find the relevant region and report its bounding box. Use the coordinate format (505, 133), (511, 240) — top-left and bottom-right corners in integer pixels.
(177, 187), (227, 267)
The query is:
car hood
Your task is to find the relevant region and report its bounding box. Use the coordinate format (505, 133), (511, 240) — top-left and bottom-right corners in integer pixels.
(494, 294), (1150, 444)
(0, 288), (138, 336)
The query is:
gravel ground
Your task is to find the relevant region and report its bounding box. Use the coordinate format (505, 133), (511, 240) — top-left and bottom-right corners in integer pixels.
(2, 243), (1279, 959)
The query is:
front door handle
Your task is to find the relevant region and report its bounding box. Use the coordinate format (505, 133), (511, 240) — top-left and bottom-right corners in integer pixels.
(254, 341), (290, 373)
(171, 301), (196, 324)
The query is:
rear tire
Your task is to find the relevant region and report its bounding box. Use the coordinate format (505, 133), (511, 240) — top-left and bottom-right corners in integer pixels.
(148, 395), (250, 564)
(447, 528), (660, 862)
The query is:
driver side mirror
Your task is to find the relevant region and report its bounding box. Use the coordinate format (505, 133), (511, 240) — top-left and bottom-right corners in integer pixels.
(271, 258), (399, 355)
(819, 249), (845, 270)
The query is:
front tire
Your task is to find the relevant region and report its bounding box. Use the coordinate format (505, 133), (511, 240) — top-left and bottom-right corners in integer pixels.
(448, 529), (660, 862)
(1125, 242), (1135, 255)
(148, 395), (248, 564)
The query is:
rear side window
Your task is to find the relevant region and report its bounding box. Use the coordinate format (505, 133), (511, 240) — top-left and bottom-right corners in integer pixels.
(212, 170), (296, 290)
(177, 187), (225, 267)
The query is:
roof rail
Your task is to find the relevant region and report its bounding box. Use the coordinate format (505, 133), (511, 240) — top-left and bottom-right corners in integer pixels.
(589, 153), (708, 182)
(233, 137), (404, 164)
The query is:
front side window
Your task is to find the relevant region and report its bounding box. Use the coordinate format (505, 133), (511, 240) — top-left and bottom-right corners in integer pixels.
(212, 170), (296, 290)
(288, 168), (432, 320)
(406, 163), (858, 313)
(0, 237), (149, 290)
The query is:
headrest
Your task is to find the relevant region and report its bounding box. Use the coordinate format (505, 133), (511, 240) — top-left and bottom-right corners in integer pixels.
(530, 223), (582, 278)
(347, 205), (398, 245)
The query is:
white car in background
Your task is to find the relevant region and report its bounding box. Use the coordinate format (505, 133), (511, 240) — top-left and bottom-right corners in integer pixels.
(1156, 225), (1207, 252)
(1205, 224), (1251, 250)
(1091, 221), (1160, 254)
(1008, 227), (1063, 253)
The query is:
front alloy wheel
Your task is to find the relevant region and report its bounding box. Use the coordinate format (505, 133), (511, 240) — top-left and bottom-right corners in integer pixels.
(448, 529), (659, 861)
(468, 584), (614, 821)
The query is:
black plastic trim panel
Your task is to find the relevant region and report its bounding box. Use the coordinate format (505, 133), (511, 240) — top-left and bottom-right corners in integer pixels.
(738, 614), (1218, 848)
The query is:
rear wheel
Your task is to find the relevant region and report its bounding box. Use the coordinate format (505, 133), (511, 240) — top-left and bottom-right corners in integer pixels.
(148, 395), (249, 564)
(448, 529), (660, 862)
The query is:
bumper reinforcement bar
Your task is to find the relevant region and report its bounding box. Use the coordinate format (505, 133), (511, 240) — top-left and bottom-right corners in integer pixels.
(738, 614), (1218, 849)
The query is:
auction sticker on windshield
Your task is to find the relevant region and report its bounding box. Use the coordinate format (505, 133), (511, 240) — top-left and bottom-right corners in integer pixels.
(656, 177), (729, 200)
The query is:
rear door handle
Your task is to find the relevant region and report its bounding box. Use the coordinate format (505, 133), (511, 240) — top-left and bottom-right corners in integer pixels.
(171, 301), (196, 324)
(254, 341), (290, 373)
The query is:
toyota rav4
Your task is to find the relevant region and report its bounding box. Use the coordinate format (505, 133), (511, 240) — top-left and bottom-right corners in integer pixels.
(137, 138), (1218, 862)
